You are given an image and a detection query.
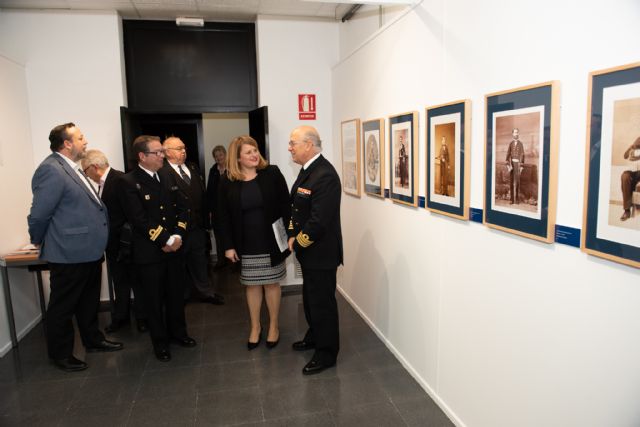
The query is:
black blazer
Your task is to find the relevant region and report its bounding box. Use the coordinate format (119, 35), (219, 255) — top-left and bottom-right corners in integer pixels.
(162, 161), (210, 229)
(217, 165), (291, 266)
(206, 165), (223, 222)
(118, 166), (189, 264)
(288, 155), (343, 269)
(101, 168), (127, 257)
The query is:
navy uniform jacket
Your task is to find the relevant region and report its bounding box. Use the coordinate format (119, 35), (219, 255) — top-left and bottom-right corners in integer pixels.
(162, 161), (209, 230)
(288, 155), (343, 270)
(28, 153), (108, 263)
(217, 165), (291, 266)
(118, 166), (188, 264)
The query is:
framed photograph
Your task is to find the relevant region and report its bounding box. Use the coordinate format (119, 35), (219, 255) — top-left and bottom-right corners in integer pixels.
(582, 62), (640, 268)
(341, 118), (361, 197)
(425, 100), (471, 220)
(484, 81), (560, 242)
(389, 111), (419, 206)
(362, 118), (385, 198)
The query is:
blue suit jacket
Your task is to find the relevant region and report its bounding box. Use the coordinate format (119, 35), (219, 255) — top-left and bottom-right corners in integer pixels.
(28, 153), (109, 263)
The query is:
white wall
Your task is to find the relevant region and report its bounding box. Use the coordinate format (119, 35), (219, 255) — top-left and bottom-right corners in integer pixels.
(256, 16), (339, 286)
(333, 1), (640, 426)
(0, 10), (127, 354)
(256, 15), (339, 187)
(0, 52), (42, 356)
(0, 10), (127, 169)
(338, 4), (406, 59)
(202, 112), (249, 181)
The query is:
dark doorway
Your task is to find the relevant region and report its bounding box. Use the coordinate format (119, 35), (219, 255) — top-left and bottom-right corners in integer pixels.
(248, 106), (269, 160)
(120, 109), (204, 172)
(121, 107), (269, 173)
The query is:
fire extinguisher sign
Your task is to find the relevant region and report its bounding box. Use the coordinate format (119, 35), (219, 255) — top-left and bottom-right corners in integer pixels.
(298, 94), (316, 120)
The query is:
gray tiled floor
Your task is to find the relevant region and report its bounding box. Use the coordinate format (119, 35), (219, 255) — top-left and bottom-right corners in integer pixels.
(0, 268), (453, 426)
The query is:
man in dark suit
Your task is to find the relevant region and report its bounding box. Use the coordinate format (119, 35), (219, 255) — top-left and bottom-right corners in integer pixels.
(81, 149), (147, 333)
(505, 128), (525, 205)
(162, 136), (224, 305)
(287, 125), (343, 375)
(119, 135), (196, 361)
(28, 123), (123, 372)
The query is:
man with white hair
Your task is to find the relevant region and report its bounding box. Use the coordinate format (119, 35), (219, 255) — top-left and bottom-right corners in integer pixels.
(287, 125), (343, 375)
(81, 149), (147, 333)
(162, 136), (224, 305)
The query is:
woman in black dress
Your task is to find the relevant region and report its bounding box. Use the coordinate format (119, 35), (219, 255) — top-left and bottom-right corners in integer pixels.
(218, 135), (291, 349)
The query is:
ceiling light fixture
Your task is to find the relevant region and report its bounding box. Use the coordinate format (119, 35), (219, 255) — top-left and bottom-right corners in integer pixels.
(176, 17), (204, 27)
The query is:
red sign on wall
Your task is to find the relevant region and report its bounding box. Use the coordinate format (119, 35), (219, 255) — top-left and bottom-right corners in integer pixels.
(298, 94), (316, 120)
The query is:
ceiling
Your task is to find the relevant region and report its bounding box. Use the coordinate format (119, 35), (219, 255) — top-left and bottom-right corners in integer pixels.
(0, 0), (363, 21)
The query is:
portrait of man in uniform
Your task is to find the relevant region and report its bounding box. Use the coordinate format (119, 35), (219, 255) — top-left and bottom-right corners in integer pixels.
(393, 129), (410, 194)
(433, 123), (455, 197)
(492, 109), (543, 219)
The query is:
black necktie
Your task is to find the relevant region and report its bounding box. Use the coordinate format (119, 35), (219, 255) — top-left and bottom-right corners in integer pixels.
(178, 165), (191, 185)
(154, 173), (160, 183)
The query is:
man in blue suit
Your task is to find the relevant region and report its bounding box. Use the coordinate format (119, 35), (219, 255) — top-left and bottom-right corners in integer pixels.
(28, 123), (123, 372)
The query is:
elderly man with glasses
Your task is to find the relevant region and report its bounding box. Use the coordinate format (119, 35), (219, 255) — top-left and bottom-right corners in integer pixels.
(162, 136), (224, 305)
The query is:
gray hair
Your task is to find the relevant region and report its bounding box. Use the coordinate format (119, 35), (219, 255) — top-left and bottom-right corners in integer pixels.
(298, 126), (322, 152)
(82, 149), (109, 169)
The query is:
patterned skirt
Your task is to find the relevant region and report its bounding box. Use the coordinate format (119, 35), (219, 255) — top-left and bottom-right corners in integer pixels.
(240, 254), (286, 286)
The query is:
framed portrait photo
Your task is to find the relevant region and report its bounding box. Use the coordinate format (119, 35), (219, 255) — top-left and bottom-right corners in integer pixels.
(341, 118), (361, 197)
(425, 100), (471, 220)
(362, 118), (385, 198)
(484, 81), (560, 242)
(582, 62), (640, 268)
(389, 111), (419, 206)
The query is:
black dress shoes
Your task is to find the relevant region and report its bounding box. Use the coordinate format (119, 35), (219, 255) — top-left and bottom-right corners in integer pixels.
(52, 356), (88, 372)
(202, 294), (225, 305)
(172, 336), (197, 348)
(154, 348), (171, 362)
(105, 318), (130, 333)
(136, 319), (148, 333)
(292, 340), (315, 351)
(85, 339), (124, 353)
(302, 359), (335, 376)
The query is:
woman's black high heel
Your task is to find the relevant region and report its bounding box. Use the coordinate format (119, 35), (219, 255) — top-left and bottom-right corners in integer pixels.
(247, 328), (262, 350)
(266, 330), (279, 349)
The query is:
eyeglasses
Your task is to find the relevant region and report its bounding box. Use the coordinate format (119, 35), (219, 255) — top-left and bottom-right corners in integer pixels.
(288, 140), (306, 147)
(166, 147), (186, 152)
(145, 150), (165, 157)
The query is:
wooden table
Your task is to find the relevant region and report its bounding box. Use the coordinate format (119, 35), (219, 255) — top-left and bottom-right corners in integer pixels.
(0, 252), (48, 348)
